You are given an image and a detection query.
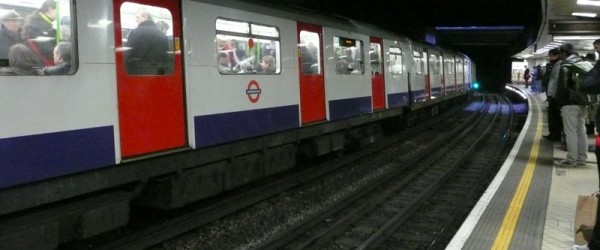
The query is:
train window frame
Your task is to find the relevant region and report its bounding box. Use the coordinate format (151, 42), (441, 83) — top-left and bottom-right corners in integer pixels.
(120, 2), (174, 76)
(0, 0), (77, 76)
(445, 58), (454, 75)
(333, 36), (364, 75)
(413, 50), (423, 75)
(369, 43), (382, 75)
(299, 31), (321, 75)
(430, 53), (440, 75)
(388, 46), (403, 75)
(215, 17), (281, 75)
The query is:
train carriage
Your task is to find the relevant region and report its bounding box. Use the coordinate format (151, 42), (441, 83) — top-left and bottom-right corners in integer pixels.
(0, 2), (476, 243)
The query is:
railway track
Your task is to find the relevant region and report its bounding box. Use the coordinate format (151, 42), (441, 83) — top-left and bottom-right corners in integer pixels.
(255, 95), (512, 249)
(59, 93), (521, 250)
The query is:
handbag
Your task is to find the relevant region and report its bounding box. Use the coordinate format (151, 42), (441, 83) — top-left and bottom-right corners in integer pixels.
(581, 67), (600, 94)
(574, 193), (599, 245)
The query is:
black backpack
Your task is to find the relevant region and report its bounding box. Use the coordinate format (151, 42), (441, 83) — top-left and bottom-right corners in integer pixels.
(561, 61), (593, 105)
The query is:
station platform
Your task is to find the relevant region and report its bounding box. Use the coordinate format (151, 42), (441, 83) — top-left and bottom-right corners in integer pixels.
(446, 85), (599, 250)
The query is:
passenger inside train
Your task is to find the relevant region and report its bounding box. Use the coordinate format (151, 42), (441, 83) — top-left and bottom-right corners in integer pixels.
(123, 7), (171, 75)
(42, 41), (70, 75)
(0, 10), (23, 60)
(0, 0), (74, 75)
(22, 0), (57, 67)
(0, 43), (42, 75)
(215, 18), (281, 75)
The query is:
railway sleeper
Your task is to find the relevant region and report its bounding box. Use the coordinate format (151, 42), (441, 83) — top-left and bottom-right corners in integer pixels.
(0, 191), (131, 250)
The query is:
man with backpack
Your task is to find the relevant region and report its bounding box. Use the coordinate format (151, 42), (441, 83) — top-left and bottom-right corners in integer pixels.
(554, 43), (592, 168)
(572, 39), (600, 250)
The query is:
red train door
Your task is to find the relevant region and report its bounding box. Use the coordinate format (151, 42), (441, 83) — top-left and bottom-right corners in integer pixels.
(370, 37), (385, 110)
(424, 48), (431, 101)
(113, 0), (186, 158)
(297, 22), (326, 124)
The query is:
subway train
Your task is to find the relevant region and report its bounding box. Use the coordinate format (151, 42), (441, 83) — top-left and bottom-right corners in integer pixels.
(0, 0), (475, 242)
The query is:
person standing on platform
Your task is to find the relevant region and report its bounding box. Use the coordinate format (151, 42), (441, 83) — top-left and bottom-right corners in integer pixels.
(554, 43), (589, 167)
(524, 65), (531, 88)
(571, 38), (600, 250)
(533, 65), (543, 92)
(543, 48), (563, 142)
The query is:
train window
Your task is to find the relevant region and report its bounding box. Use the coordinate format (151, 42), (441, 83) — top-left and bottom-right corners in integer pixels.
(216, 18), (281, 75)
(430, 54), (440, 75)
(299, 31), (320, 75)
(120, 2), (174, 76)
(457, 61), (464, 75)
(333, 36), (364, 75)
(445, 58), (454, 75)
(370, 43), (382, 75)
(388, 47), (403, 75)
(413, 50), (423, 75)
(0, 0), (76, 76)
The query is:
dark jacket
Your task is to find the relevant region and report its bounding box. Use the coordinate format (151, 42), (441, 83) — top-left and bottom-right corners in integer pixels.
(542, 59), (559, 91)
(124, 20), (169, 71)
(555, 54), (589, 107)
(0, 25), (23, 59)
(22, 12), (57, 65)
(43, 62), (71, 75)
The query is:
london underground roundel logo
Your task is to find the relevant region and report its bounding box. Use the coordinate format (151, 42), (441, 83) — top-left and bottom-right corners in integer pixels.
(246, 80), (262, 103)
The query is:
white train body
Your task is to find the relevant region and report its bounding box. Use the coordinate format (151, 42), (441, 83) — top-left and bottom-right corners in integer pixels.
(0, 0), (475, 190)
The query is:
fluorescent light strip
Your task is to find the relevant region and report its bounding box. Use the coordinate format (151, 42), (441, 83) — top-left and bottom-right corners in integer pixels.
(553, 35), (600, 40)
(572, 12), (598, 17)
(578, 0), (600, 6)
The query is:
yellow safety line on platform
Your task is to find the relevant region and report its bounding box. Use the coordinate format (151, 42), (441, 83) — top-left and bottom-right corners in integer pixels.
(491, 96), (542, 250)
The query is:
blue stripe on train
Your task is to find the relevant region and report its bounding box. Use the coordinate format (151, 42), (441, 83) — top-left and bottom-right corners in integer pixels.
(328, 96), (372, 121)
(195, 105), (299, 148)
(388, 92), (410, 108)
(0, 126), (115, 189)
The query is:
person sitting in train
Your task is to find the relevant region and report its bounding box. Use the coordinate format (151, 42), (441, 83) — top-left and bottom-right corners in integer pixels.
(217, 37), (238, 68)
(124, 8), (169, 74)
(43, 42), (71, 75)
(0, 43), (42, 75)
(218, 51), (232, 73)
(259, 55), (276, 73)
(0, 10), (24, 60)
(22, 0), (58, 67)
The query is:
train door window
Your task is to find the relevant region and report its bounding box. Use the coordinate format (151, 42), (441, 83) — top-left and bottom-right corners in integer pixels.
(299, 31), (320, 75)
(388, 47), (403, 75)
(333, 36), (363, 75)
(445, 58), (454, 75)
(120, 2), (173, 75)
(370, 43), (382, 75)
(457, 61), (464, 75)
(430, 54), (440, 75)
(216, 18), (280, 75)
(0, 0), (76, 76)
(413, 50), (423, 74)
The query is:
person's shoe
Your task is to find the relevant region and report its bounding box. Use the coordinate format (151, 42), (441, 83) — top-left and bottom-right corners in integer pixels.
(543, 134), (560, 141)
(555, 159), (576, 167)
(571, 244), (590, 250)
